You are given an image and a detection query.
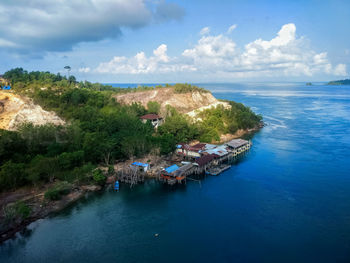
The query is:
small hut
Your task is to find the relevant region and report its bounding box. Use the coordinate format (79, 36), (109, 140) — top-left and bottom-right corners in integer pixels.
(140, 114), (163, 128)
(131, 162), (150, 172)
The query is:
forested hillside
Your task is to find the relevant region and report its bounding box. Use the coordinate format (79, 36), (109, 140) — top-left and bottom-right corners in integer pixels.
(0, 68), (262, 192)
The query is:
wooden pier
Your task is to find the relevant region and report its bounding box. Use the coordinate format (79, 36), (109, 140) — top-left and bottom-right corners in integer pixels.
(118, 165), (145, 187)
(116, 139), (252, 187)
(206, 164), (231, 176)
(160, 139), (252, 185)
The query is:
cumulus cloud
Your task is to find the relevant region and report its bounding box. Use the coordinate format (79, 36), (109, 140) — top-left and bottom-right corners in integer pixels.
(93, 23), (347, 78)
(95, 44), (196, 74)
(0, 0), (184, 55)
(182, 33), (237, 72)
(238, 23), (345, 76)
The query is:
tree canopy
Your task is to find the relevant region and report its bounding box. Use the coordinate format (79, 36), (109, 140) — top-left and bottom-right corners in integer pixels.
(0, 68), (262, 192)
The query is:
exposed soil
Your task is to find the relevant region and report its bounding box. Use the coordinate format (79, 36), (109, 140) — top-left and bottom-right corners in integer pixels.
(0, 91), (65, 130)
(113, 88), (229, 115)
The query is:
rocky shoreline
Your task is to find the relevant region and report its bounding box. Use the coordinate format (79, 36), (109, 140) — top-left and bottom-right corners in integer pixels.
(0, 184), (102, 243)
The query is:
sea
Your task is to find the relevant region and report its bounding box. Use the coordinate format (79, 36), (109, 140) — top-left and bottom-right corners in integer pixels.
(1, 83), (350, 263)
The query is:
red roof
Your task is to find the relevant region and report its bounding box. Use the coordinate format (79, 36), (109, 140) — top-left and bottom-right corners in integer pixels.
(191, 143), (206, 149)
(177, 143), (206, 152)
(140, 114), (162, 120)
(195, 154), (214, 166)
(187, 143), (206, 152)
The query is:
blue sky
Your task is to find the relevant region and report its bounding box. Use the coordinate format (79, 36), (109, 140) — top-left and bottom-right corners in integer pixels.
(0, 0), (349, 83)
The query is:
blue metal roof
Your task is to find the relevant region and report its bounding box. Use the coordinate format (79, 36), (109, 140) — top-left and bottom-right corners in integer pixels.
(165, 164), (179, 173)
(131, 162), (149, 167)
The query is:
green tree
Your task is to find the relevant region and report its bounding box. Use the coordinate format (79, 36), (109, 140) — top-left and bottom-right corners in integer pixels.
(147, 101), (161, 114)
(27, 156), (59, 184)
(0, 161), (27, 191)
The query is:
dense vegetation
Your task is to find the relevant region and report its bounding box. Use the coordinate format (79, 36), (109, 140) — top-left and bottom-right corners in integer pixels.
(196, 101), (262, 142)
(0, 68), (262, 192)
(327, 79), (350, 85)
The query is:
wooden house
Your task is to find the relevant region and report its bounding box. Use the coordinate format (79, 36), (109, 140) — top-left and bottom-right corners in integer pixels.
(176, 143), (206, 158)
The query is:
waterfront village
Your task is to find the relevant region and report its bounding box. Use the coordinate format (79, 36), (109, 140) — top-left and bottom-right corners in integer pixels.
(114, 112), (252, 187)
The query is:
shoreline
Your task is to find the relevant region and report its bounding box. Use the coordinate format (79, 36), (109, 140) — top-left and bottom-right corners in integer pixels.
(0, 184), (102, 244)
(0, 124), (263, 244)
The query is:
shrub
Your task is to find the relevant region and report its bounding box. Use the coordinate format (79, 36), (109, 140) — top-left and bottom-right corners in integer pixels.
(147, 101), (161, 114)
(44, 188), (61, 201)
(3, 201), (31, 224)
(14, 201), (31, 219)
(44, 181), (72, 201)
(173, 83), (209, 94)
(108, 165), (114, 175)
(93, 169), (106, 186)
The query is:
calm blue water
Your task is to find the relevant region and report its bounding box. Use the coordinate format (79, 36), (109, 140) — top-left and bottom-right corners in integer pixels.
(1, 83), (350, 263)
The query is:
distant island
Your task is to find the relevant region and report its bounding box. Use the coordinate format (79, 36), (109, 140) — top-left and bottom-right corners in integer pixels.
(327, 79), (350, 85)
(306, 82), (312, 86)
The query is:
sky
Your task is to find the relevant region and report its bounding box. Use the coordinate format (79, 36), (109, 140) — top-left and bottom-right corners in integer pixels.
(0, 0), (349, 83)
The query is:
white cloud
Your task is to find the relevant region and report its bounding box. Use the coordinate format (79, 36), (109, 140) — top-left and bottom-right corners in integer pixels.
(79, 67), (91, 73)
(237, 24), (347, 77)
(183, 34), (235, 58)
(0, 0), (184, 56)
(227, 24), (237, 34)
(253, 23), (296, 49)
(95, 44), (195, 74)
(93, 23), (347, 78)
(153, 44), (169, 62)
(333, 64), (347, 76)
(200, 27), (211, 36)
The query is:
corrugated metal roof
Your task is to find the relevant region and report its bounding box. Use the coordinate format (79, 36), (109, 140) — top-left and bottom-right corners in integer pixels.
(226, 139), (249, 149)
(131, 162), (149, 167)
(177, 143), (205, 152)
(195, 154), (214, 166)
(203, 145), (229, 157)
(204, 144), (217, 150)
(191, 143), (206, 149)
(173, 163), (194, 176)
(165, 164), (179, 173)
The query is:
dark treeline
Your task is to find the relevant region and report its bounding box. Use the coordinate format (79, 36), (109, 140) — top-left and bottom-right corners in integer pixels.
(0, 68), (262, 192)
(3, 68), (209, 93)
(327, 79), (350, 85)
